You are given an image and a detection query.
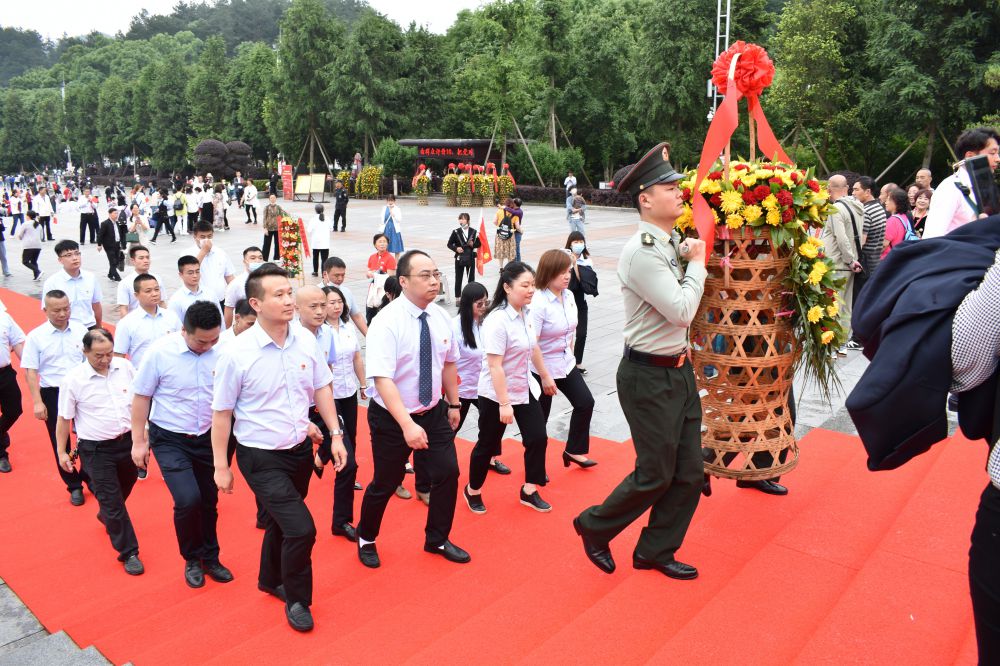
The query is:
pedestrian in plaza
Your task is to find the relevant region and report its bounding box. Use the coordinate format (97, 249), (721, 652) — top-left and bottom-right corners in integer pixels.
(113, 274), (182, 369)
(212, 184), (228, 231)
(0, 310), (24, 474)
(333, 179), (348, 232)
(56, 328), (143, 575)
(212, 264), (347, 632)
(564, 171), (577, 195)
(126, 203), (150, 261)
(150, 189), (177, 243)
(116, 246), (164, 318)
(567, 188), (586, 235)
(357, 250), (470, 569)
(532, 249), (597, 468)
(446, 212), (480, 298)
(130, 301), (233, 589)
(924, 127), (1000, 238)
(8, 189), (24, 234)
(187, 222), (235, 309)
(509, 197), (526, 262)
(168, 255), (223, 325)
(22, 290), (91, 500)
(379, 194), (405, 260)
(242, 180), (258, 224)
(0, 213), (16, 278)
(262, 194), (284, 261)
(565, 231), (598, 373)
(78, 187), (99, 245)
(97, 207), (124, 282)
(307, 203), (331, 277)
(492, 199), (518, 268)
(573, 142), (707, 580)
(33, 185), (55, 241)
(882, 186), (917, 259)
(42, 240), (103, 329)
(845, 176), (886, 349)
(821, 175), (863, 353)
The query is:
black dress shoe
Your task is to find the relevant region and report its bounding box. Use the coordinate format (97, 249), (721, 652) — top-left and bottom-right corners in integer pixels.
(358, 542), (380, 568)
(562, 451), (598, 468)
(123, 554), (145, 576)
(257, 582), (286, 601)
(735, 479), (788, 496)
(633, 553), (698, 580)
(464, 485), (486, 514)
(702, 473), (712, 497)
(285, 602), (314, 632)
(69, 488), (85, 506)
(519, 487), (551, 512)
(423, 540), (471, 563)
(332, 523), (358, 542)
(255, 519), (266, 529)
(488, 459), (512, 475)
(0, 457), (11, 473)
(573, 517), (615, 574)
(204, 560), (234, 583)
(185, 559), (205, 588)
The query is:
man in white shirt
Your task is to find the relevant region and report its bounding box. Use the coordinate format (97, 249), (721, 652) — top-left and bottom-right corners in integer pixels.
(0, 311), (24, 474)
(357, 250), (469, 569)
(924, 127), (1000, 239)
(211, 264), (346, 633)
(42, 240), (103, 329)
(242, 181), (258, 224)
(56, 329), (143, 575)
(223, 246), (264, 328)
(114, 274), (182, 369)
(168, 255), (223, 325)
(216, 298), (256, 352)
(117, 245), (165, 318)
(9, 189), (24, 234)
(32, 186), (55, 241)
(77, 187), (98, 244)
(131, 301), (233, 589)
(186, 222), (235, 306)
(321, 256), (368, 336)
(22, 290), (90, 500)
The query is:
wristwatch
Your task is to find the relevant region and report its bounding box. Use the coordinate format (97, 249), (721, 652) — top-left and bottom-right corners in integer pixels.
(448, 404), (461, 410)
(329, 429), (344, 437)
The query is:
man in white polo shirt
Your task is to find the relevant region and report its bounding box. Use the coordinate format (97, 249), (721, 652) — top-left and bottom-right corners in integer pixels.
(116, 245), (165, 318)
(185, 222), (235, 308)
(42, 240), (102, 329)
(114, 274), (182, 370)
(223, 246), (264, 328)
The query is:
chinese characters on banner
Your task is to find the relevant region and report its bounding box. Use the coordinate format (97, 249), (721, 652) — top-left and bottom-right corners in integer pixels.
(418, 147), (476, 159)
(281, 164), (293, 202)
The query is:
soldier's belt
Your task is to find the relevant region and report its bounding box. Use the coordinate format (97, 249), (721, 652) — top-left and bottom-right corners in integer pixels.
(623, 346), (687, 368)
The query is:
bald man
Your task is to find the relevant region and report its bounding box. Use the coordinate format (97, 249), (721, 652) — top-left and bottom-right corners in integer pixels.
(915, 168), (932, 189)
(822, 175), (864, 348)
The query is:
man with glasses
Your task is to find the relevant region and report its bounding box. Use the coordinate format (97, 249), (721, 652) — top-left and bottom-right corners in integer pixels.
(42, 240), (103, 330)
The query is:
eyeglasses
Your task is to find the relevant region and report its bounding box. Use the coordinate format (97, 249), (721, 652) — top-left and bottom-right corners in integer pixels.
(474, 299), (490, 308)
(401, 271), (442, 281)
(59, 251), (81, 258)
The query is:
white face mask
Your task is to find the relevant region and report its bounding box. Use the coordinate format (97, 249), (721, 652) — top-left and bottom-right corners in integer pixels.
(248, 261), (264, 272)
(571, 242), (586, 255)
(460, 222), (469, 229)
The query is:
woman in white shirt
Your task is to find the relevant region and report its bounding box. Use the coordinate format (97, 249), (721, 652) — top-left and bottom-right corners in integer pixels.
(531, 249), (597, 468)
(125, 204), (149, 264)
(16, 210), (43, 280)
(308, 204), (332, 277)
(464, 262), (556, 515)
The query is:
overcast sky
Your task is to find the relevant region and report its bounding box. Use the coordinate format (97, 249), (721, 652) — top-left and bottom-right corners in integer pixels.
(1, 0), (483, 40)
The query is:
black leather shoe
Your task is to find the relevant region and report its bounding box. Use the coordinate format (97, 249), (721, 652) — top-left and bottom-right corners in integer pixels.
(423, 540), (471, 563)
(702, 473), (712, 497)
(0, 458), (11, 473)
(123, 554), (145, 576)
(69, 488), (85, 506)
(285, 602), (314, 632)
(464, 485), (486, 514)
(562, 451), (598, 468)
(258, 582), (286, 601)
(735, 479), (788, 496)
(633, 553), (698, 580)
(255, 519), (266, 529)
(489, 459), (512, 475)
(519, 487), (552, 512)
(358, 542), (380, 568)
(573, 517), (615, 574)
(332, 523), (358, 542)
(204, 560), (234, 583)
(185, 559), (205, 588)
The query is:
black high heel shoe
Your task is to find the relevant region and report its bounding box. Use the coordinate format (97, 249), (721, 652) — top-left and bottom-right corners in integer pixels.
(563, 451), (598, 468)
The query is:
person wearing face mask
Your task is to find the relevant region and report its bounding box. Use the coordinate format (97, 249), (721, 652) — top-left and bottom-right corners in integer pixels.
(565, 232), (598, 374)
(224, 246), (266, 328)
(447, 212), (481, 299)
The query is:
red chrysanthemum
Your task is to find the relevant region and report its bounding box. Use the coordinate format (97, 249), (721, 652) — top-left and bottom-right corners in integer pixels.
(776, 190), (793, 207)
(789, 171), (802, 184)
(781, 208), (794, 222)
(769, 177), (783, 186)
(710, 193), (723, 207)
(753, 185), (771, 200)
(711, 41), (775, 98)
(742, 189), (757, 205)
(708, 170), (724, 181)
(807, 180), (820, 193)
(682, 187), (692, 202)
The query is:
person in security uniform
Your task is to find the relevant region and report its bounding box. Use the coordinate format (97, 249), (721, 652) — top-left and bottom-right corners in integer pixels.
(572, 142), (708, 580)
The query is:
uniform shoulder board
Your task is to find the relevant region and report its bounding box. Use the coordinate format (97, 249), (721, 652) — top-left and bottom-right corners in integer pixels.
(641, 232), (655, 246)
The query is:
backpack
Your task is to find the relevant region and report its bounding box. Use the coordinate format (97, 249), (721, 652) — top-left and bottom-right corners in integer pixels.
(898, 213), (919, 242)
(496, 211), (514, 240)
(173, 196), (185, 211)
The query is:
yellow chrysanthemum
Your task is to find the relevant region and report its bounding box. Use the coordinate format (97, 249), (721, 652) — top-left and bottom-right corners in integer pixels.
(766, 208), (781, 226)
(755, 169), (774, 179)
(799, 243), (818, 259)
(807, 305), (824, 323)
(677, 206), (694, 230)
(806, 235), (823, 247)
(720, 190), (744, 214)
(761, 194), (779, 210)
(740, 173), (758, 187)
(742, 204), (763, 223)
(826, 301), (840, 318)
(725, 213), (744, 229)
(700, 179), (722, 194)
(711, 208), (720, 225)
(820, 330), (835, 345)
(812, 261), (828, 277)
(807, 205), (820, 221)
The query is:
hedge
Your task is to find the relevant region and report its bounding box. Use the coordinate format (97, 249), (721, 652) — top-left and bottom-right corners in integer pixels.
(512, 185), (631, 207)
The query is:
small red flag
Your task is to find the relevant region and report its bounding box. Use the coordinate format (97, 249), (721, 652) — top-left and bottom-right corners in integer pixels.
(476, 209), (492, 276)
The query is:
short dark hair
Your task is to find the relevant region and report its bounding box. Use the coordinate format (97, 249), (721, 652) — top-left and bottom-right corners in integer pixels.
(322, 285), (350, 322)
(246, 263), (289, 301)
(458, 212), (470, 222)
(178, 255), (200, 272)
(44, 289), (68, 302)
(83, 328), (114, 350)
(192, 222), (214, 235)
(233, 298), (255, 318)
(54, 239), (79, 257)
(955, 127), (1000, 158)
(855, 176), (875, 194)
(372, 233), (388, 246)
(243, 246), (263, 258)
(887, 187), (910, 214)
(183, 300), (222, 333)
(397, 249), (429, 278)
(323, 256), (346, 273)
(133, 273), (158, 293)
(27, 210), (37, 220)
(129, 244), (149, 260)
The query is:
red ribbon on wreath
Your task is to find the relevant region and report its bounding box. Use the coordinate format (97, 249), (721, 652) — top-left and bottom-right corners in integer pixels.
(411, 163), (427, 189)
(691, 41), (791, 247)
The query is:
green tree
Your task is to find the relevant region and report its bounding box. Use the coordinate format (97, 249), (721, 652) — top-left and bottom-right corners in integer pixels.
(64, 81), (100, 166)
(187, 36), (232, 145)
(97, 75), (132, 159)
(229, 42), (277, 158)
(371, 137), (417, 178)
(0, 90), (37, 170)
(147, 55), (191, 170)
(394, 24), (450, 140)
(30, 90), (66, 167)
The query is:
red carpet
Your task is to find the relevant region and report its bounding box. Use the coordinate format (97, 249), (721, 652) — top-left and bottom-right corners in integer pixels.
(0, 287), (983, 664)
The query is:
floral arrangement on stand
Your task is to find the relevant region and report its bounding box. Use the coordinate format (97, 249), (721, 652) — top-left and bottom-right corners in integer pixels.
(412, 163), (430, 205)
(443, 163), (458, 206)
(457, 163), (473, 206)
(336, 170), (352, 194)
(498, 163), (515, 202)
(358, 165), (382, 199)
(471, 165), (487, 206)
(484, 163), (500, 205)
(278, 215), (306, 279)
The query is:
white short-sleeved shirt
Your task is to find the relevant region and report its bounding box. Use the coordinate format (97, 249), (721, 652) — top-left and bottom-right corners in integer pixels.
(41, 270), (102, 328)
(58, 357), (136, 441)
(113, 306), (182, 370)
(329, 320), (361, 399)
(478, 304), (537, 405)
(452, 315), (483, 400)
(133, 332), (217, 436)
(365, 297), (458, 413)
(212, 323), (333, 450)
(182, 245), (235, 301)
(0, 314), (25, 366)
(116, 271), (165, 313)
(224, 272), (250, 308)
(530, 289), (578, 379)
(214, 326), (238, 353)
(21, 321), (88, 388)
(168, 286), (223, 327)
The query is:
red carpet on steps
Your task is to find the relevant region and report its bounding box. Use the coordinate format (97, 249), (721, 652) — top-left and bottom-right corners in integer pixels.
(0, 287), (983, 665)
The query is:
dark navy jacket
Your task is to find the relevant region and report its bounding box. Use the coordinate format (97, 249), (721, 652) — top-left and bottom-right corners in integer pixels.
(847, 214), (1000, 470)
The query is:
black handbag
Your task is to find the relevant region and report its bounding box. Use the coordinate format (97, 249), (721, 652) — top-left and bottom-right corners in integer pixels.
(579, 264), (599, 296)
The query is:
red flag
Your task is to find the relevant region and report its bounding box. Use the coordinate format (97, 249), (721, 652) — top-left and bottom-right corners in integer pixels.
(476, 209), (492, 276)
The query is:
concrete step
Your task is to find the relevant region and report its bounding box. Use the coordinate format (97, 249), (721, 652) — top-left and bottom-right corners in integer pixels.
(0, 630), (111, 666)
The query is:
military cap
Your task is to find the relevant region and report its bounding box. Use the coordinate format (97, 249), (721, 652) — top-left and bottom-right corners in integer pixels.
(613, 142), (683, 196)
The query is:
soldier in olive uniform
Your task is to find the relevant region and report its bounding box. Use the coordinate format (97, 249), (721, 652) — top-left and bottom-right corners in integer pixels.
(572, 142), (707, 580)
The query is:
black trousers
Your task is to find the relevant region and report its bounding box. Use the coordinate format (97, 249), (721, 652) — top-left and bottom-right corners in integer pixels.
(0, 365), (22, 459)
(21, 248), (40, 277)
(573, 292), (588, 366)
(970, 482), (1000, 664)
(415, 397), (479, 495)
(454, 261), (474, 297)
(104, 247), (121, 280)
(312, 249), (329, 276)
(333, 207), (346, 231)
(851, 273), (868, 343)
(149, 422), (220, 563)
(469, 395), (548, 490)
(457, 396), (478, 431)
(151, 216), (176, 241)
(40, 387), (90, 492)
(261, 230), (279, 261)
(236, 440), (316, 607)
(80, 212), (98, 244)
(78, 433), (139, 560)
(535, 368), (594, 455)
(310, 404), (358, 530)
(244, 204), (257, 223)
(37, 216), (52, 241)
(187, 212), (199, 230)
(358, 401), (459, 546)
